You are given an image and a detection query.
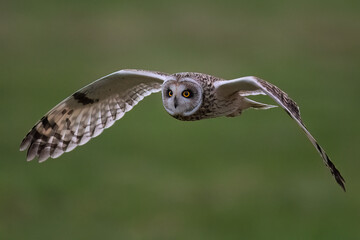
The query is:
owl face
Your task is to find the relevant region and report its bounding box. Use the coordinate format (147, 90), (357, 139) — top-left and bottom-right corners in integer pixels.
(161, 78), (203, 117)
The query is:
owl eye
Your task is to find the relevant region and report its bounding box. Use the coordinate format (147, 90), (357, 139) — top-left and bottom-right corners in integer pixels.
(182, 90), (192, 98)
(167, 90), (173, 97)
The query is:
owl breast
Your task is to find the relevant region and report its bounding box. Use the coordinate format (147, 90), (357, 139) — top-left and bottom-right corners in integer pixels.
(168, 72), (240, 121)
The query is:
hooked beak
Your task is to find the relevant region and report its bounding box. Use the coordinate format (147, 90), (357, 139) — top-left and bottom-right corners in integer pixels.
(174, 96), (178, 109)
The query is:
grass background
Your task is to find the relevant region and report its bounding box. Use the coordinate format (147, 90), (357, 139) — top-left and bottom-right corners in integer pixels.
(1, 0), (359, 239)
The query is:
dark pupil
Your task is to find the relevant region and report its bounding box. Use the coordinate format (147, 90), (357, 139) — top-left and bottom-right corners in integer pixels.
(183, 90), (191, 97)
(168, 90), (173, 96)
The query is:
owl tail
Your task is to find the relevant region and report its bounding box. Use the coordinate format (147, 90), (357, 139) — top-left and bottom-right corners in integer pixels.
(242, 98), (277, 110)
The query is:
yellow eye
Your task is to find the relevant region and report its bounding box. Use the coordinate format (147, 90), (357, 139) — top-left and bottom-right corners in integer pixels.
(168, 90), (173, 97)
(182, 90), (191, 98)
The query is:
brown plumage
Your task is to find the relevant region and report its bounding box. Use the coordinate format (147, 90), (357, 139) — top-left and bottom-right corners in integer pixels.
(20, 69), (345, 191)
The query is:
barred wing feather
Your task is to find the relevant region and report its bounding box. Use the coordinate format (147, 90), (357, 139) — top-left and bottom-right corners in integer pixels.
(20, 69), (168, 162)
(215, 76), (345, 191)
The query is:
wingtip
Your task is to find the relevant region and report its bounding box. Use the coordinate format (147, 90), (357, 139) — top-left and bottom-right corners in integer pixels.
(19, 145), (26, 152)
(338, 181), (346, 192)
(19, 136), (30, 152)
(329, 161), (346, 192)
(26, 152), (36, 162)
(335, 173), (346, 192)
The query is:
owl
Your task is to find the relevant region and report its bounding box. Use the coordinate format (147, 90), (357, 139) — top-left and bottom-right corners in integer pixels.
(20, 69), (345, 190)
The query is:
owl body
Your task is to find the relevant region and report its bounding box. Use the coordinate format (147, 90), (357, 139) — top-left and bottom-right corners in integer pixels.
(19, 69), (345, 190)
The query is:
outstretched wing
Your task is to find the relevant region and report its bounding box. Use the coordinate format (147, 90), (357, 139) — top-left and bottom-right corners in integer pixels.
(215, 76), (345, 191)
(20, 69), (169, 162)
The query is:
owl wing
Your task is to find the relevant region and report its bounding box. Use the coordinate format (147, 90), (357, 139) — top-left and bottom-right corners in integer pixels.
(20, 69), (169, 162)
(214, 76), (345, 191)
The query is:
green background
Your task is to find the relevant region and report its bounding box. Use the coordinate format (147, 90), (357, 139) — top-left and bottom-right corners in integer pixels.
(1, 0), (359, 239)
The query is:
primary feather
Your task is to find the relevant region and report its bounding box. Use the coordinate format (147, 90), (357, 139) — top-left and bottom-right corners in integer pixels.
(20, 69), (168, 162)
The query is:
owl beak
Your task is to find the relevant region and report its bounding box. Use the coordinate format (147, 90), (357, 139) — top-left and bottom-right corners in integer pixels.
(174, 96), (178, 109)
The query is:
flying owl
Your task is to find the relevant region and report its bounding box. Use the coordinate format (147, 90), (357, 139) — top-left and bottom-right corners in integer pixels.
(19, 69), (345, 190)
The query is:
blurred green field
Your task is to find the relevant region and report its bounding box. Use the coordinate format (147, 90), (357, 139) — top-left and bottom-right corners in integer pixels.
(1, 0), (360, 239)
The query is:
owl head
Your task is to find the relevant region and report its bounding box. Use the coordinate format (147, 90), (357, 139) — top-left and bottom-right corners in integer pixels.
(161, 78), (203, 117)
